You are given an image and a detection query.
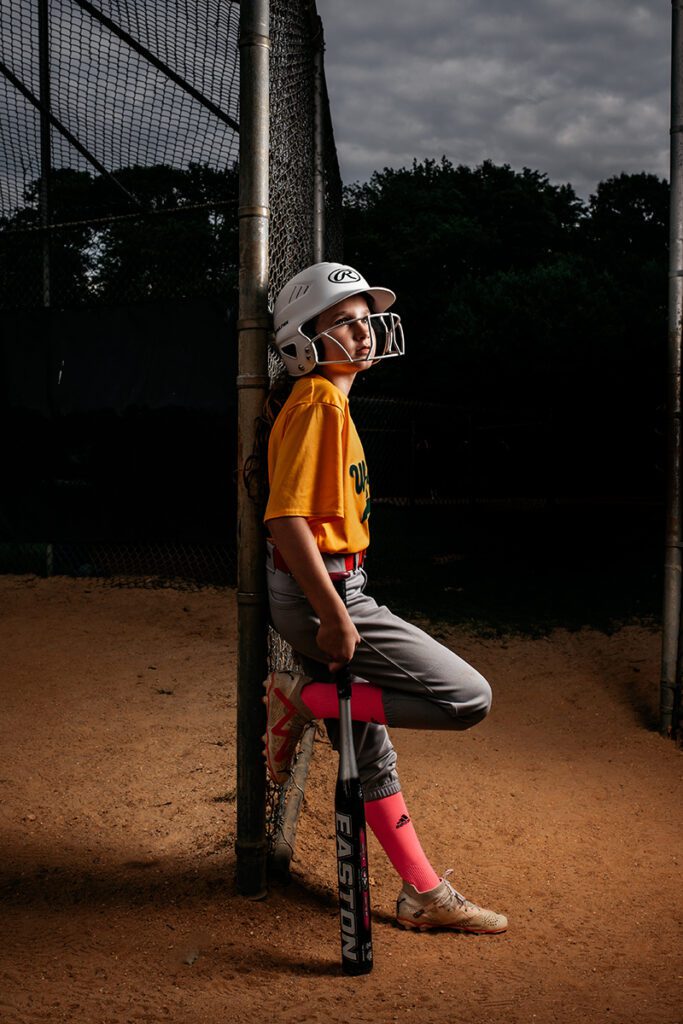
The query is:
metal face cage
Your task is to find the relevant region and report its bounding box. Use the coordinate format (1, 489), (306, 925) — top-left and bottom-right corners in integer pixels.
(306, 312), (405, 366)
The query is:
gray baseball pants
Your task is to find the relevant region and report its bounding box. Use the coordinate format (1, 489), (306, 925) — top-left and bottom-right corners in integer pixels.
(266, 548), (492, 802)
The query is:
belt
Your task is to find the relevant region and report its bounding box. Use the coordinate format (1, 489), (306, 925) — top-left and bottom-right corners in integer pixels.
(271, 546), (366, 575)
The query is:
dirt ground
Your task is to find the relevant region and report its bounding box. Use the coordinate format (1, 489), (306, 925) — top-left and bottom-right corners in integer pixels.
(1, 575), (681, 1024)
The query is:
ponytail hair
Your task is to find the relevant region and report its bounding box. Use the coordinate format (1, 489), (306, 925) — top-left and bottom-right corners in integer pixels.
(243, 368), (295, 516)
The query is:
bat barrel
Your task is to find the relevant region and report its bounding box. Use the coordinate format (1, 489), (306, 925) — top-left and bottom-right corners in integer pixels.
(335, 770), (373, 975)
(330, 572), (373, 974)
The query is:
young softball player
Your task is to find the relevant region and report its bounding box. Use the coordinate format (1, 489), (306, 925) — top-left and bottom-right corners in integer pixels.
(261, 262), (507, 934)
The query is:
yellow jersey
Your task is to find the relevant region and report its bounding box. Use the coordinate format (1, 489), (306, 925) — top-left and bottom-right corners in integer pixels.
(264, 374), (370, 554)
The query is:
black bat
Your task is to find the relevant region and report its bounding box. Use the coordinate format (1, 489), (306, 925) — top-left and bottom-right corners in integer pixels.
(331, 575), (373, 976)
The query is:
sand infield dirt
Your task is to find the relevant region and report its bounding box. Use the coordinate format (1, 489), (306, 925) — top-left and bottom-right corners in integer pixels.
(0, 575), (681, 1024)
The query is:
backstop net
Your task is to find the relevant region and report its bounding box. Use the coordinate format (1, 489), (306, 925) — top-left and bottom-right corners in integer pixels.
(0, 1), (341, 591)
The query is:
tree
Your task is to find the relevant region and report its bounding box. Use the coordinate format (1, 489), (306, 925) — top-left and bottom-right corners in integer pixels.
(343, 157), (586, 401)
(344, 160), (668, 497)
(90, 163), (239, 303)
(583, 172), (669, 264)
(0, 163), (239, 310)
(0, 169), (96, 308)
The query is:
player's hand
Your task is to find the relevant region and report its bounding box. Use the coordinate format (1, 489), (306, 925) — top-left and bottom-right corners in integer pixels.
(317, 614), (361, 673)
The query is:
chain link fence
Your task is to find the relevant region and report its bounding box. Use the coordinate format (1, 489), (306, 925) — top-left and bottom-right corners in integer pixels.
(263, 0), (344, 862)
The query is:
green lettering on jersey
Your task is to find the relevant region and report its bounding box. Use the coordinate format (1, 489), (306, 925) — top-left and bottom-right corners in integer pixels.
(350, 460), (371, 523)
(349, 460), (368, 495)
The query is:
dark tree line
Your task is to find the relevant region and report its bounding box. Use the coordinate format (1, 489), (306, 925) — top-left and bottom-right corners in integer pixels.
(342, 158), (668, 412)
(0, 157), (670, 507)
(339, 159), (668, 499)
(1, 156), (668, 441)
(0, 163), (239, 308)
(2, 159), (667, 376)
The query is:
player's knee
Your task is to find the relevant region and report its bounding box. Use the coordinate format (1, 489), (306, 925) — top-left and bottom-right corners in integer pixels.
(358, 743), (399, 800)
(460, 672), (492, 727)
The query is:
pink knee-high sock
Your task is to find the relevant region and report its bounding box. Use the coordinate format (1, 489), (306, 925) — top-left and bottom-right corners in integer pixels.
(301, 687), (438, 891)
(364, 792), (440, 893)
(300, 682), (387, 724)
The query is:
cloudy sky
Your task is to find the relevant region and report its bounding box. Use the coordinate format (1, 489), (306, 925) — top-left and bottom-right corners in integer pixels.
(318, 0), (670, 198)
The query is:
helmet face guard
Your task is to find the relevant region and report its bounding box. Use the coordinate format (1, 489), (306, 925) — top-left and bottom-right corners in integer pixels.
(308, 312), (405, 366)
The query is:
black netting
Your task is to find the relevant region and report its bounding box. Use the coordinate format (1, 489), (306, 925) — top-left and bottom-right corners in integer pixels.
(0, 541), (234, 587)
(0, 4), (42, 216)
(268, 0), (342, 299)
(0, 1), (344, 590)
(0, 0), (240, 311)
(1, 1), (239, 218)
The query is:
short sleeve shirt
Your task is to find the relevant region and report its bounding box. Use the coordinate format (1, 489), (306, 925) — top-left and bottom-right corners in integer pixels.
(264, 375), (370, 554)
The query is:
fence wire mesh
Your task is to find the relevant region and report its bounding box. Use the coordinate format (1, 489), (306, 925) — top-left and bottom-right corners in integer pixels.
(1, 0), (239, 217)
(264, 0), (344, 862)
(0, 0), (240, 310)
(269, 0), (313, 301)
(0, 541), (234, 588)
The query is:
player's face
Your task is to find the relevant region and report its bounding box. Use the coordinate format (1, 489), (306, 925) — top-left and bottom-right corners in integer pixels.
(313, 295), (375, 373)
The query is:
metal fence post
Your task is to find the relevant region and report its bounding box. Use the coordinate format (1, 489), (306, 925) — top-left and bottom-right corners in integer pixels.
(662, 0), (683, 739)
(236, 0), (270, 896)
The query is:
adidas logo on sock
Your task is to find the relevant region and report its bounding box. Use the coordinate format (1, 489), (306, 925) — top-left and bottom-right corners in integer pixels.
(395, 813), (411, 829)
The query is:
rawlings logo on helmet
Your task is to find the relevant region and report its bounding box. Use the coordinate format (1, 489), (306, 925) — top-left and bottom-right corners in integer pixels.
(328, 268), (361, 284)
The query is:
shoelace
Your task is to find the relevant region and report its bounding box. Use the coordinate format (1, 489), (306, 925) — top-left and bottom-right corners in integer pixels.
(432, 869), (480, 913)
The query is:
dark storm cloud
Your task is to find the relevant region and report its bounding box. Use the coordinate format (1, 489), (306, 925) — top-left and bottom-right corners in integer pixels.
(319, 0), (670, 196)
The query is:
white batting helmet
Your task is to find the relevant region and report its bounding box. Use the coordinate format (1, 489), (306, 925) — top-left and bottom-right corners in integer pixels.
(272, 262), (404, 377)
